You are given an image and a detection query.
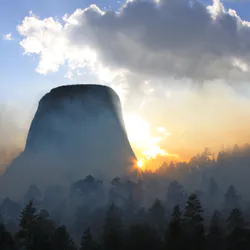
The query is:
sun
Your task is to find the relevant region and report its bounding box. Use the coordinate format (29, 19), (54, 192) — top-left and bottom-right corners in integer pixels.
(137, 160), (143, 168)
(125, 113), (179, 172)
(124, 114), (169, 160)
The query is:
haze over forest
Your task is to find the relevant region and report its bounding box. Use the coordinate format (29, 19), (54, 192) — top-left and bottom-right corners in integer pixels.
(2, 1), (250, 249)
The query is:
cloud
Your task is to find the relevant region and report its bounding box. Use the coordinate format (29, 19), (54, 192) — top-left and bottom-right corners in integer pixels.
(3, 33), (13, 41)
(17, 12), (66, 74)
(17, 0), (250, 83)
(14, 0), (250, 163)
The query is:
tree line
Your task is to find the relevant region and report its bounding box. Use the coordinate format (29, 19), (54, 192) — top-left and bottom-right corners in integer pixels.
(2, 144), (250, 249)
(1, 192), (250, 250)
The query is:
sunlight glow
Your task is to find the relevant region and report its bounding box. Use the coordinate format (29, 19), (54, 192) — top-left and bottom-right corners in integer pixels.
(143, 145), (166, 160)
(137, 160), (143, 168)
(125, 114), (175, 165)
(125, 114), (150, 144)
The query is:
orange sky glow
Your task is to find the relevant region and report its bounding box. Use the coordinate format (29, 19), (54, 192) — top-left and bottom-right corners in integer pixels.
(2, 80), (250, 174)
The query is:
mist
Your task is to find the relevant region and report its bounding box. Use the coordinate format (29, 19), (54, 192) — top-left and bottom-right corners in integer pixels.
(2, 0), (250, 249)
(0, 105), (27, 173)
(0, 85), (139, 199)
(2, 82), (250, 203)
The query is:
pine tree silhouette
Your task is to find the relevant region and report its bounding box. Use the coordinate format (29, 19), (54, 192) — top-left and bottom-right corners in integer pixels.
(81, 228), (101, 250)
(183, 194), (205, 250)
(103, 203), (123, 250)
(224, 185), (240, 210)
(148, 198), (165, 233)
(227, 209), (250, 250)
(183, 194), (204, 226)
(51, 225), (76, 250)
(166, 205), (183, 250)
(207, 210), (225, 250)
(0, 222), (15, 250)
(126, 224), (162, 250)
(227, 208), (245, 231)
(17, 200), (39, 250)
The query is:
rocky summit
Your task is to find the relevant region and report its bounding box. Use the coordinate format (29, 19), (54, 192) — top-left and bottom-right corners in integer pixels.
(0, 84), (137, 199)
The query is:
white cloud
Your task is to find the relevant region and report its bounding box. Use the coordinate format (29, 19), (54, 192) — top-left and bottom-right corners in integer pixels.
(17, 0), (250, 85)
(17, 13), (67, 74)
(3, 33), (13, 41)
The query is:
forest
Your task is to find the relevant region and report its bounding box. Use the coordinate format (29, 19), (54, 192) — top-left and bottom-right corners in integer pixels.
(1, 144), (250, 250)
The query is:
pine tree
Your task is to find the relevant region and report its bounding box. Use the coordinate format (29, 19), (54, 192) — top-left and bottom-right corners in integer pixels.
(183, 194), (205, 250)
(123, 193), (137, 226)
(224, 185), (240, 210)
(81, 228), (100, 250)
(208, 211), (223, 236)
(183, 194), (204, 226)
(226, 209), (249, 250)
(148, 199), (165, 233)
(227, 208), (245, 231)
(51, 225), (76, 250)
(17, 200), (39, 250)
(166, 205), (183, 250)
(35, 209), (56, 250)
(206, 211), (225, 250)
(103, 203), (123, 250)
(0, 222), (15, 250)
(126, 224), (162, 250)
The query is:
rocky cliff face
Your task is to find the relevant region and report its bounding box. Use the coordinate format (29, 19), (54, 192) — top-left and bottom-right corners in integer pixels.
(0, 85), (137, 199)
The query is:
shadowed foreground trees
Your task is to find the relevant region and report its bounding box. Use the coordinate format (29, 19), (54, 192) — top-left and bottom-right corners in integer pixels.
(0, 223), (14, 250)
(126, 224), (162, 250)
(3, 145), (250, 249)
(1, 194), (250, 250)
(206, 211), (225, 250)
(51, 225), (76, 250)
(166, 205), (183, 250)
(103, 203), (123, 250)
(80, 228), (100, 250)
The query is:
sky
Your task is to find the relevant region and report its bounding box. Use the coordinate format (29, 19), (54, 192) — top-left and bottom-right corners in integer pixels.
(1, 0), (250, 171)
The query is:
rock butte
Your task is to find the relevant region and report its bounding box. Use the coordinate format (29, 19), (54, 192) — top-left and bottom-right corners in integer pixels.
(0, 84), (138, 199)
